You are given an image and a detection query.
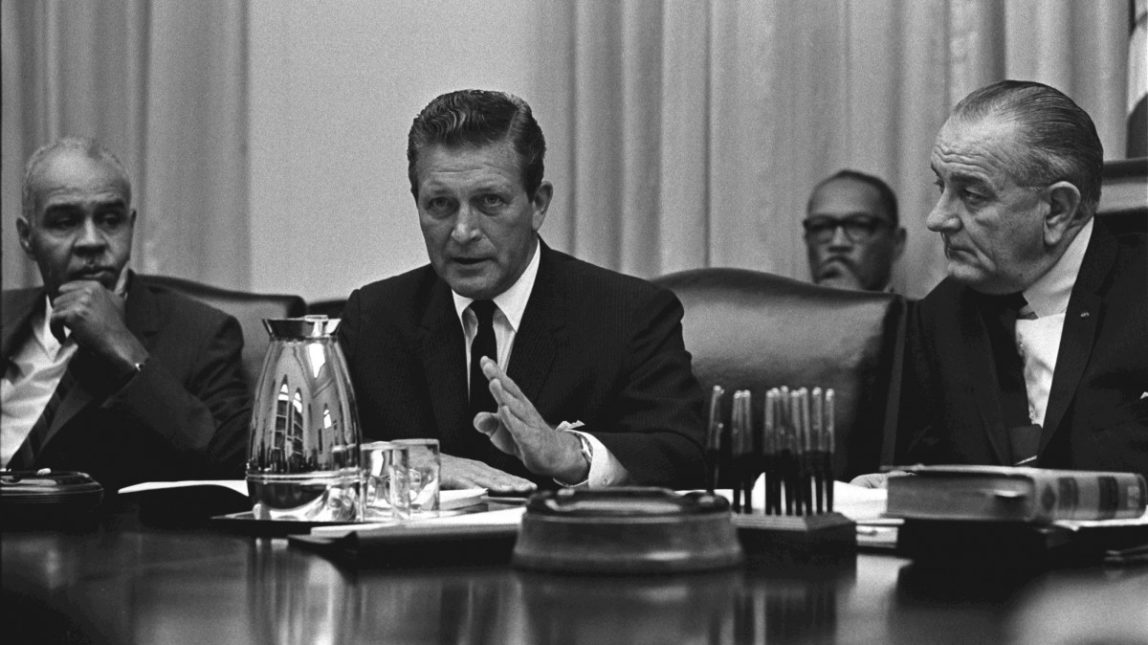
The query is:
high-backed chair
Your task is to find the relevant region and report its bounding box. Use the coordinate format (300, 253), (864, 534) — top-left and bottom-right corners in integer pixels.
(306, 298), (346, 320)
(653, 268), (906, 480)
(138, 275), (307, 388)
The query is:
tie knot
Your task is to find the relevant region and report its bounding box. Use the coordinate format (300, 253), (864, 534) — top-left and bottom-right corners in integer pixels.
(470, 300), (497, 326)
(985, 291), (1027, 312)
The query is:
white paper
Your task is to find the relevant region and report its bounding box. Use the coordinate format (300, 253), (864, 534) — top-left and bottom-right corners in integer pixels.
(118, 480), (248, 496)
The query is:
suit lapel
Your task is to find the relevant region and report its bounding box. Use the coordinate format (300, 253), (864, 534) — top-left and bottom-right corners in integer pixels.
(1039, 224), (1114, 451)
(2, 288), (42, 362)
(961, 291), (1012, 465)
(506, 244), (564, 409)
(417, 281), (470, 446)
(43, 272), (160, 447)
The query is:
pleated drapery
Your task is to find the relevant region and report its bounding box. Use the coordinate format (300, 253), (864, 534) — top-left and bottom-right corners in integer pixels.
(535, 0), (1130, 296)
(3, 1), (1133, 298)
(1, 0), (249, 290)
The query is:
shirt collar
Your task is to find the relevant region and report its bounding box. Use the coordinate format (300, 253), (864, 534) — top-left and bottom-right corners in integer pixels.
(451, 239), (541, 332)
(35, 294), (66, 356)
(1022, 218), (1093, 318)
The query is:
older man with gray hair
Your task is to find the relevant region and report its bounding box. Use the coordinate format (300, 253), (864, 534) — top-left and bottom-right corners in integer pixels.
(895, 80), (1147, 480)
(1, 137), (250, 490)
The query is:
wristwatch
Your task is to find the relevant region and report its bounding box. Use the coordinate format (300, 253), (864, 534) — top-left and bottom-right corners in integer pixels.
(556, 430), (593, 488)
(573, 431), (594, 470)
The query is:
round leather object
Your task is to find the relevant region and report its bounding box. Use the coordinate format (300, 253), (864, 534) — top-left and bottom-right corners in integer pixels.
(512, 487), (744, 574)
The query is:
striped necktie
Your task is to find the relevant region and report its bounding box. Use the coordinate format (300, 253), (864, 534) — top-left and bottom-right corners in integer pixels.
(17, 367), (76, 467)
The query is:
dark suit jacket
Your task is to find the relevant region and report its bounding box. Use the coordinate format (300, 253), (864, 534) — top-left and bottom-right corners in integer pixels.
(339, 243), (707, 488)
(896, 220), (1148, 479)
(2, 273), (251, 491)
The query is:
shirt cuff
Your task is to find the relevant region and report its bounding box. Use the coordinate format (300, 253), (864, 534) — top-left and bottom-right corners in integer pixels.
(555, 424), (629, 488)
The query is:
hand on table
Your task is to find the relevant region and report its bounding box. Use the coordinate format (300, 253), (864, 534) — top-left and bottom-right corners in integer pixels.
(472, 357), (588, 484)
(439, 453), (536, 493)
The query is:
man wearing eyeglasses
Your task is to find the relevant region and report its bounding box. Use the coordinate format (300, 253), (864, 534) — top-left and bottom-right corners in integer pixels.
(802, 170), (905, 292)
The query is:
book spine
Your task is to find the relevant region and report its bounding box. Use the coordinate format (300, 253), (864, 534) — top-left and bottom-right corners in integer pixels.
(1035, 472), (1148, 521)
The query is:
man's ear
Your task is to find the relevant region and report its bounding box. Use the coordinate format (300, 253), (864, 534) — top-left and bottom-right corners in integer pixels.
(16, 217), (33, 256)
(1043, 180), (1083, 246)
(531, 181), (553, 232)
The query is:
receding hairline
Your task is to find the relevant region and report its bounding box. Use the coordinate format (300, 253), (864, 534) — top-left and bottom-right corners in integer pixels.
(22, 137), (132, 220)
(807, 169), (899, 226)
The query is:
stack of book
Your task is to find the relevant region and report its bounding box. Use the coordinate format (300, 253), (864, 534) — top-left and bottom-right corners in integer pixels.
(884, 465), (1148, 567)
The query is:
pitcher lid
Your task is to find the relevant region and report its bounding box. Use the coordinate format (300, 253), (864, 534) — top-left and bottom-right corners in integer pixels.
(263, 315), (341, 339)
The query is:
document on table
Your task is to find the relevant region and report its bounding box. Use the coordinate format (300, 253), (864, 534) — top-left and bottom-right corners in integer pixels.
(310, 506), (526, 538)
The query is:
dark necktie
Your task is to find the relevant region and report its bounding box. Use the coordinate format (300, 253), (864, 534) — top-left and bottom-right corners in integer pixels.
(468, 300), (498, 419)
(987, 292), (1039, 465)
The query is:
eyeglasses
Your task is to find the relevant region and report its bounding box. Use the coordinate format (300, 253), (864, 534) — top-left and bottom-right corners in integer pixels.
(801, 215), (892, 244)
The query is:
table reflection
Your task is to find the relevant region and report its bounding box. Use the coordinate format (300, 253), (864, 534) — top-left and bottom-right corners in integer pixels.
(5, 508), (1146, 645)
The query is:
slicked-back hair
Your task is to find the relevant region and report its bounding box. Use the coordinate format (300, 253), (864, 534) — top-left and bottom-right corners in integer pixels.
(808, 169), (900, 227)
(407, 89), (546, 200)
(22, 136), (132, 220)
(952, 80), (1103, 218)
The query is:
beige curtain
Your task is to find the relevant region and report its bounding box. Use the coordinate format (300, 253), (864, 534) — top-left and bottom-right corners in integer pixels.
(1, 0), (249, 291)
(533, 0), (1131, 297)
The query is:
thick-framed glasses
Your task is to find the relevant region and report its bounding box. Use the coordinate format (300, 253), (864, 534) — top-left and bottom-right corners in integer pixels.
(802, 215), (892, 243)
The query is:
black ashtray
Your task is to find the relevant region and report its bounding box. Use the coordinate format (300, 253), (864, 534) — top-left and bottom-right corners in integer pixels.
(1, 469), (104, 529)
(513, 487), (744, 574)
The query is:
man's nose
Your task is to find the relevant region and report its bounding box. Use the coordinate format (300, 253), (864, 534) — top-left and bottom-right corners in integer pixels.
(827, 224), (852, 248)
(74, 218), (107, 249)
(450, 204), (482, 243)
(925, 197), (958, 233)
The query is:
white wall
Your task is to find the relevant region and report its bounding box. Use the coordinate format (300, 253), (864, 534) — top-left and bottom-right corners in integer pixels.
(247, 0), (550, 302)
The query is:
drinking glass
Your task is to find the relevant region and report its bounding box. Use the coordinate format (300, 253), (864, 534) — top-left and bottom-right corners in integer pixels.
(360, 441), (411, 521)
(393, 439), (440, 515)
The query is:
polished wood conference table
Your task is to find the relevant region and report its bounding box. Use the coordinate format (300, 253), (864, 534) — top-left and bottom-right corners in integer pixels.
(4, 503), (1147, 645)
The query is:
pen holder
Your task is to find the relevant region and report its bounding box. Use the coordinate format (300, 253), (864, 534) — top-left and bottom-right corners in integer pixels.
(733, 511), (856, 564)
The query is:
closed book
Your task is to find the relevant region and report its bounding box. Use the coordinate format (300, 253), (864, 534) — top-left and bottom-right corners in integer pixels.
(885, 465), (1147, 523)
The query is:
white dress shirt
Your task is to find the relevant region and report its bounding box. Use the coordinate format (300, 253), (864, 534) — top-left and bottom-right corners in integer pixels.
(1015, 218), (1094, 427)
(450, 241), (628, 487)
(1, 296), (78, 466)
(1, 269), (131, 467)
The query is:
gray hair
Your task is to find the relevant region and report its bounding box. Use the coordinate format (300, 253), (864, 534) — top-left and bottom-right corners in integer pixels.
(22, 136), (132, 220)
(952, 80), (1102, 219)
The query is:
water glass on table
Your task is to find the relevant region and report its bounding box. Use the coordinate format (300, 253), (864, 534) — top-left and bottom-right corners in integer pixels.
(360, 441), (411, 521)
(393, 438), (441, 515)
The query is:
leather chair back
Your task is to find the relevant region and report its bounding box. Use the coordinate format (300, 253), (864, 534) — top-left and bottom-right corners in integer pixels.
(306, 298), (346, 320)
(138, 275), (307, 388)
(654, 268), (906, 480)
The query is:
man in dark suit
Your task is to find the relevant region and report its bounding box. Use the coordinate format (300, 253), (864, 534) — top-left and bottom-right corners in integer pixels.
(1, 137), (249, 491)
(895, 80), (1148, 480)
(339, 89), (706, 491)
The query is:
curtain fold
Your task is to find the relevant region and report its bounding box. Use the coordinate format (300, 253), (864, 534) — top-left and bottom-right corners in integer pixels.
(3, 0), (1132, 299)
(1, 0), (249, 291)
(543, 0), (1131, 296)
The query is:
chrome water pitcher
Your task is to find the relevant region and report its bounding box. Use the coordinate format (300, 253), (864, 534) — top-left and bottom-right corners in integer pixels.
(246, 315), (361, 521)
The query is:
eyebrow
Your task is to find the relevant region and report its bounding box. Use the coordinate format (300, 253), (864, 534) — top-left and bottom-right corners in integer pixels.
(932, 165), (991, 189)
(807, 211), (880, 219)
